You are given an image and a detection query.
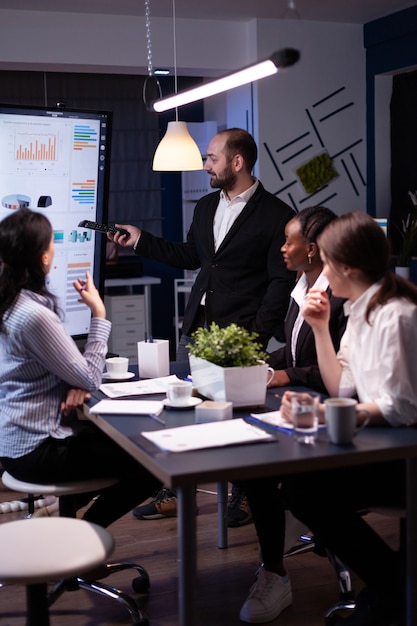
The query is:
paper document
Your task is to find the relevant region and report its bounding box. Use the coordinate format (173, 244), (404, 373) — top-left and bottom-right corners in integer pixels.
(100, 375), (181, 399)
(89, 400), (164, 416)
(249, 410), (294, 431)
(249, 410), (326, 432)
(141, 418), (275, 452)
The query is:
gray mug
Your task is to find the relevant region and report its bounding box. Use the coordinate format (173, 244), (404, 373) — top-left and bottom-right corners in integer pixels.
(324, 398), (370, 445)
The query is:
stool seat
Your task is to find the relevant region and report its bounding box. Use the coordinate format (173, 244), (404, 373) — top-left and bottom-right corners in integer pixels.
(0, 517), (114, 585)
(1, 472), (117, 498)
(1, 471), (150, 624)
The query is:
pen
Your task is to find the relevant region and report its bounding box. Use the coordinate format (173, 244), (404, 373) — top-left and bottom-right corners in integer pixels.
(144, 332), (148, 343)
(148, 411), (165, 426)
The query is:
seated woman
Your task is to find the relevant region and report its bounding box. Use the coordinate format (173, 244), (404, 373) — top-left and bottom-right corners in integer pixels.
(267, 205), (347, 391)
(0, 209), (162, 528)
(281, 211), (417, 626)
(236, 206), (348, 623)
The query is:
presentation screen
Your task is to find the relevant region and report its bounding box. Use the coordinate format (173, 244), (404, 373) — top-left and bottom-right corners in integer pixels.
(0, 103), (112, 339)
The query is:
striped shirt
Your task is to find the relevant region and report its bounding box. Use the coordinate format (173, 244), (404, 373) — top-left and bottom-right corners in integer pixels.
(0, 289), (111, 458)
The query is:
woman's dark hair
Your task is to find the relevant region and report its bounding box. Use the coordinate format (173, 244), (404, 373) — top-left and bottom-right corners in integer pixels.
(318, 210), (417, 320)
(0, 208), (58, 328)
(295, 205), (337, 244)
(218, 128), (258, 172)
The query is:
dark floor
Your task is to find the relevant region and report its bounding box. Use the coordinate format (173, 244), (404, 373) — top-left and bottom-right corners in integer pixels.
(0, 481), (400, 626)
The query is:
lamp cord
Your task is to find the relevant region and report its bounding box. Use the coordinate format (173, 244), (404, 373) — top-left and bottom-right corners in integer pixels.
(172, 0), (179, 121)
(145, 0), (153, 76)
(142, 0), (161, 109)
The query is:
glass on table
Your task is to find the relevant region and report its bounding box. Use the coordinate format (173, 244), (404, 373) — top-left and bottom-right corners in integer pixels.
(290, 392), (320, 444)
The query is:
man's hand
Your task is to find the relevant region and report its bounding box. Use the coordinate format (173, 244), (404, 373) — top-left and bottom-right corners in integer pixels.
(107, 224), (141, 247)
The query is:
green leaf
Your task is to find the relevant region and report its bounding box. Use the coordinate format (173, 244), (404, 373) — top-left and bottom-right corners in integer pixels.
(187, 322), (267, 367)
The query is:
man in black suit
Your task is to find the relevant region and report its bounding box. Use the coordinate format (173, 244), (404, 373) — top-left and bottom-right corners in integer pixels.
(110, 128), (295, 522)
(111, 128), (295, 361)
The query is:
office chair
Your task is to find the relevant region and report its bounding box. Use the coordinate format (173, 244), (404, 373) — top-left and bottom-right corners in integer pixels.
(2, 471), (150, 625)
(284, 507), (406, 625)
(0, 517), (114, 626)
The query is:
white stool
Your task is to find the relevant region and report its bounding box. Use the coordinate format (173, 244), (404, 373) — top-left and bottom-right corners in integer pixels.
(1, 471), (150, 625)
(0, 517), (114, 626)
(1, 472), (119, 517)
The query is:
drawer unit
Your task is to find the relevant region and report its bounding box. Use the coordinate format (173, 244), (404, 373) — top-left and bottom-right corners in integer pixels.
(104, 294), (145, 363)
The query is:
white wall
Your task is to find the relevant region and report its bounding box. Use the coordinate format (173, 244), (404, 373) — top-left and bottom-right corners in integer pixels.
(0, 9), (251, 75)
(253, 19), (367, 215)
(0, 9), (369, 216)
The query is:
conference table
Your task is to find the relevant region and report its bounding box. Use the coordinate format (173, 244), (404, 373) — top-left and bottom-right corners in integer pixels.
(85, 380), (417, 626)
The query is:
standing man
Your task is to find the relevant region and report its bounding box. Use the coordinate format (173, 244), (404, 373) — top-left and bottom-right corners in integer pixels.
(109, 128), (296, 521)
(110, 128), (295, 360)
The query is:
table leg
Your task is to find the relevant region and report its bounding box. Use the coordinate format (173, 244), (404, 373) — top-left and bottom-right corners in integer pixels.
(177, 486), (197, 626)
(406, 456), (417, 626)
(217, 481), (228, 549)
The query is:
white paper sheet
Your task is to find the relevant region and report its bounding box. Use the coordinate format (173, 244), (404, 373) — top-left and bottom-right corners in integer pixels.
(249, 410), (294, 430)
(89, 400), (164, 416)
(141, 418), (275, 452)
(249, 410), (326, 432)
(99, 375), (182, 399)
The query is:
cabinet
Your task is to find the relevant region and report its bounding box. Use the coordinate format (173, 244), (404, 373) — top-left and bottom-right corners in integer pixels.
(104, 276), (161, 362)
(104, 294), (145, 363)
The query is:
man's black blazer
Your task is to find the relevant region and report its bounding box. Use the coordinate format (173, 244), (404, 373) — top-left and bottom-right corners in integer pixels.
(136, 182), (296, 346)
(268, 289), (347, 393)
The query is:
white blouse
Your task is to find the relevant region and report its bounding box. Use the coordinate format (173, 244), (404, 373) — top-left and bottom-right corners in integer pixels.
(290, 272), (329, 367)
(338, 282), (417, 426)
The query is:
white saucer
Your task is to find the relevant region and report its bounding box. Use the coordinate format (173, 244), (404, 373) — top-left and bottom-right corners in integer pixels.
(162, 397), (202, 409)
(102, 371), (135, 381)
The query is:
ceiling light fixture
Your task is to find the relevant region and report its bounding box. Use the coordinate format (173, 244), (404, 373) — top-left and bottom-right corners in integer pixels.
(150, 0), (203, 171)
(281, 0), (301, 20)
(152, 48), (300, 113)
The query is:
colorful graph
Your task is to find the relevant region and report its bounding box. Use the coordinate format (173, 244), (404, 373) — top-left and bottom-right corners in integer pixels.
(15, 133), (57, 161)
(72, 179), (96, 205)
(73, 124), (97, 151)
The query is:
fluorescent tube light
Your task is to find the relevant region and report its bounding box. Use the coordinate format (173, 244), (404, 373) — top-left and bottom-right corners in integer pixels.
(153, 48), (300, 113)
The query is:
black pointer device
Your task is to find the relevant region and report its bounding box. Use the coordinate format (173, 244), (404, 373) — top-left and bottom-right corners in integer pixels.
(78, 220), (130, 238)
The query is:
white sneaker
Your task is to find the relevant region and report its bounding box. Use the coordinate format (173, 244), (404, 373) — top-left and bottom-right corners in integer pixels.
(240, 565), (293, 623)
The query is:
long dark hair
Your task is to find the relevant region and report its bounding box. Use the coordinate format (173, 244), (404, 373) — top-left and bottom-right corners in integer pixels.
(318, 211), (417, 321)
(0, 209), (58, 328)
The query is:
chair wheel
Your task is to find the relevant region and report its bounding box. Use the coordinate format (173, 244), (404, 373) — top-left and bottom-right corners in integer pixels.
(132, 574), (150, 594)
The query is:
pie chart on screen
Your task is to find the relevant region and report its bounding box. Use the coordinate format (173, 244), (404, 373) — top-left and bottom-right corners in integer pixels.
(2, 194), (31, 209)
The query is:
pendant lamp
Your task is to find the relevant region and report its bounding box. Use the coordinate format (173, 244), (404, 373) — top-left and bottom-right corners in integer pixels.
(148, 0), (203, 172)
(153, 120), (203, 171)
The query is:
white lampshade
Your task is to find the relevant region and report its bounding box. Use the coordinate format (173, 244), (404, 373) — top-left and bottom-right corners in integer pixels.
(152, 121), (203, 171)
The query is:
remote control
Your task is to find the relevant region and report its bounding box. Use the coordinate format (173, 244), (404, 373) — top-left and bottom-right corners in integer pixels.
(78, 220), (130, 238)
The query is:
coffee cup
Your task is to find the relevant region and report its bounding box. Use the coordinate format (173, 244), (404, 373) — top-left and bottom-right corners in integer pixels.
(105, 356), (129, 378)
(166, 380), (193, 406)
(325, 398), (370, 445)
(290, 391), (320, 444)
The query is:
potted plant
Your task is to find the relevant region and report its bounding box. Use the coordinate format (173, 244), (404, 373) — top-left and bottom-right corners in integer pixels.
(395, 190), (417, 278)
(187, 322), (272, 407)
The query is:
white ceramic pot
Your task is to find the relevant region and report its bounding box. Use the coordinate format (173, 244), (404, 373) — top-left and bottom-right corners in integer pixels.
(189, 355), (271, 408)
